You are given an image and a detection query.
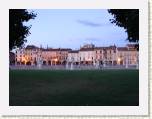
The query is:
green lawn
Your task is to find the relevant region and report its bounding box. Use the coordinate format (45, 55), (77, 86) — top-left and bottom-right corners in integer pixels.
(9, 69), (139, 106)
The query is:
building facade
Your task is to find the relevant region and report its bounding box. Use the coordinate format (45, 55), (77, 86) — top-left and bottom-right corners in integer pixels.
(94, 46), (117, 65)
(42, 48), (71, 65)
(116, 44), (139, 66)
(15, 45), (42, 65)
(15, 44), (139, 66)
(67, 50), (79, 64)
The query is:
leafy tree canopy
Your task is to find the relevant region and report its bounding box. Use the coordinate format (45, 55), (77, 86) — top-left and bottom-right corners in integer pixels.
(9, 9), (36, 51)
(108, 9), (139, 43)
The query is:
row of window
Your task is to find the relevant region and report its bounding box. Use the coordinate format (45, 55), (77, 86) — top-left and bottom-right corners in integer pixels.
(95, 50), (114, 54)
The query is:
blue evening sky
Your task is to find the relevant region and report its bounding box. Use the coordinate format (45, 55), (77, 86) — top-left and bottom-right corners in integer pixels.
(25, 9), (129, 50)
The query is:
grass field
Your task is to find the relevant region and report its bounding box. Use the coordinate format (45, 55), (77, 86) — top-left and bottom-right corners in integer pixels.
(9, 69), (139, 106)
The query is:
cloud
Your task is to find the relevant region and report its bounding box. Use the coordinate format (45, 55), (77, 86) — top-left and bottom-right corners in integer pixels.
(77, 20), (102, 27)
(77, 20), (112, 27)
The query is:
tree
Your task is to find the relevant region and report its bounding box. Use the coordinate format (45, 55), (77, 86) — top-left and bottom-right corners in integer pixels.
(9, 9), (36, 51)
(108, 9), (139, 43)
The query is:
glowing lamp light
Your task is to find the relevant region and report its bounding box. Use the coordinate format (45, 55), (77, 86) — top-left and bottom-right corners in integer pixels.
(22, 57), (25, 61)
(117, 58), (121, 62)
(22, 57), (27, 63)
(54, 58), (58, 62)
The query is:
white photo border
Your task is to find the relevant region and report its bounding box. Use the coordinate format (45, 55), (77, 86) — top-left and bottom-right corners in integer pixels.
(0, 0), (148, 116)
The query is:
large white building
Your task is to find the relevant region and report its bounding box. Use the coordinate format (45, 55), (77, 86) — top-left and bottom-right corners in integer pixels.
(67, 50), (79, 64)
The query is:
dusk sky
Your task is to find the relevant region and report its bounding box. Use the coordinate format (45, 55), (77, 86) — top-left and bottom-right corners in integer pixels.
(25, 9), (129, 50)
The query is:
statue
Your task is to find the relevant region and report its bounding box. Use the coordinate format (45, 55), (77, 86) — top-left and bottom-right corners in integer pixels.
(66, 58), (69, 69)
(37, 55), (42, 69)
(125, 56), (128, 68)
(70, 57), (74, 70)
(103, 60), (106, 68)
(95, 60), (100, 69)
